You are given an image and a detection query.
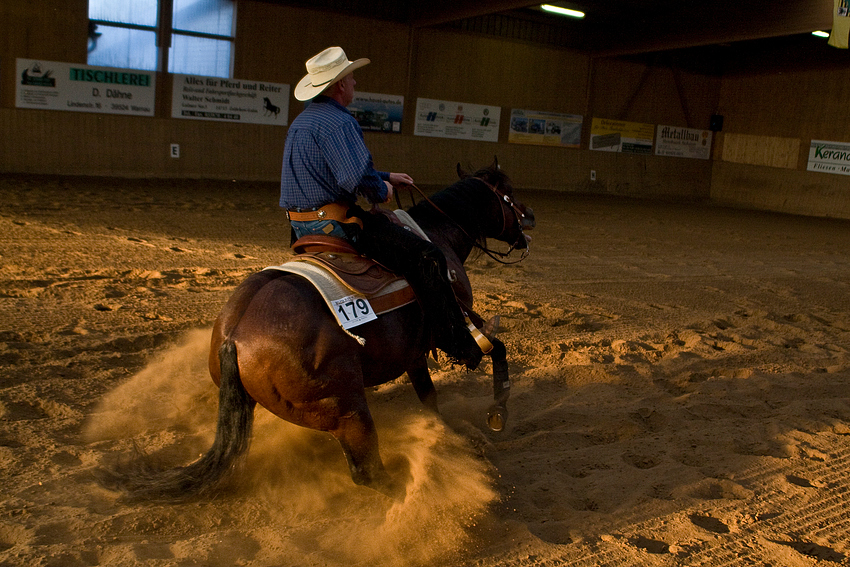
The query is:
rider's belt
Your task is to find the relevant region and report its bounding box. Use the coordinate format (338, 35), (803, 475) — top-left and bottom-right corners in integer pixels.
(286, 202), (364, 229)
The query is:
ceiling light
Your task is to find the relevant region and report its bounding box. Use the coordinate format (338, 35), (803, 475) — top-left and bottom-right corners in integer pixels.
(812, 30), (830, 38)
(540, 4), (585, 18)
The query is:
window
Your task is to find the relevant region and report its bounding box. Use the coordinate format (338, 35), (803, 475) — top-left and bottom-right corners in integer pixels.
(88, 0), (235, 78)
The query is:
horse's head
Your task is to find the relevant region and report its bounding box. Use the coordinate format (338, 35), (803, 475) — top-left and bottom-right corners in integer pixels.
(457, 157), (535, 254)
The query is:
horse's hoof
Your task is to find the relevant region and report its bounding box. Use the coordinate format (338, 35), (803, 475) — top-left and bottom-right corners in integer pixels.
(487, 404), (508, 432)
(376, 478), (406, 501)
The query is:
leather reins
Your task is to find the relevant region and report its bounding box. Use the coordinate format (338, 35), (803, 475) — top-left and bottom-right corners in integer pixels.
(403, 179), (530, 265)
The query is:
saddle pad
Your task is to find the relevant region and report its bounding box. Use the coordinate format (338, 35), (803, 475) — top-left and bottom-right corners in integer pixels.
(264, 261), (416, 343)
(393, 209), (431, 242)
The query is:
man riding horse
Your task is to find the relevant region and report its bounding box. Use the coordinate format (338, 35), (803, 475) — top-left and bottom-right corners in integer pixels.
(280, 46), (483, 370)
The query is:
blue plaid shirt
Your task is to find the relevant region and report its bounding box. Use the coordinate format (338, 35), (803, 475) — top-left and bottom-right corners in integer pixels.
(280, 96), (389, 210)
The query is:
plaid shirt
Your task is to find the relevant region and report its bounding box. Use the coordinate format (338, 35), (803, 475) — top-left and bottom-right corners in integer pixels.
(279, 96), (389, 210)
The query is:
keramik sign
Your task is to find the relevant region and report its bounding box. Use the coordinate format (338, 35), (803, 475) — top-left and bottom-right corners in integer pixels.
(807, 140), (850, 176)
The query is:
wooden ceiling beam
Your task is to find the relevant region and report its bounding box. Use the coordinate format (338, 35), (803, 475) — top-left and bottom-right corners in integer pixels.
(410, 0), (540, 27)
(588, 0), (834, 56)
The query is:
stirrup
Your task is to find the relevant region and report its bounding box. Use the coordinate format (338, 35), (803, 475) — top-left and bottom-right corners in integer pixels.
(465, 317), (494, 354)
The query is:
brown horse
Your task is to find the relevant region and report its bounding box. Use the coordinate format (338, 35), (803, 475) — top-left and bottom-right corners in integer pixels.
(103, 158), (534, 500)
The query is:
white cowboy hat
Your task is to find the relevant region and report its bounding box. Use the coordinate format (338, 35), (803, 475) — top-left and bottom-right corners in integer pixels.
(294, 46), (370, 101)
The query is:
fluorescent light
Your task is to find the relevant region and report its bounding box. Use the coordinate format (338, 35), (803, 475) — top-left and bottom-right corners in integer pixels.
(812, 30), (830, 38)
(540, 4), (585, 18)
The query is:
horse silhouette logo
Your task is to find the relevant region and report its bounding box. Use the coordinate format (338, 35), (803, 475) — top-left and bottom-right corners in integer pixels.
(263, 97), (280, 118)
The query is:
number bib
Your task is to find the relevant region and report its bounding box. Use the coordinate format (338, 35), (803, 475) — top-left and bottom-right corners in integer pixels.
(331, 294), (378, 329)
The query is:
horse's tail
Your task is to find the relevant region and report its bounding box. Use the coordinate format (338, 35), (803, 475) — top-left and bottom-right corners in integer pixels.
(99, 338), (256, 502)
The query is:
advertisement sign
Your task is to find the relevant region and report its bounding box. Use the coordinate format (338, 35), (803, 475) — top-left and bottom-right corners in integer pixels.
(807, 139), (850, 176)
(171, 74), (289, 125)
(509, 109), (583, 148)
(828, 0), (850, 48)
(414, 98), (500, 142)
(655, 125), (713, 159)
(16, 58), (155, 116)
(590, 117), (654, 154)
(349, 92), (403, 133)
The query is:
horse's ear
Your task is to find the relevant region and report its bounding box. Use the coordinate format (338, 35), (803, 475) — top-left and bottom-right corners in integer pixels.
(492, 156), (500, 170)
(457, 163), (469, 179)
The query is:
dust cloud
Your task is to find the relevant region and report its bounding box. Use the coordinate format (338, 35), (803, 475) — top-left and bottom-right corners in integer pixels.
(85, 328), (218, 445)
(86, 329), (499, 566)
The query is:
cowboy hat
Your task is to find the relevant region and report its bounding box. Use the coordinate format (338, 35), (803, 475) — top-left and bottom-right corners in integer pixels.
(294, 46), (370, 101)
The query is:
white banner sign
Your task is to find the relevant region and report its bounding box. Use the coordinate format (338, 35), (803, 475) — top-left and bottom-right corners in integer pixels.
(509, 109), (582, 147)
(350, 92), (404, 133)
(414, 98), (500, 142)
(16, 59), (155, 116)
(590, 118), (654, 154)
(807, 140), (850, 176)
(171, 74), (290, 125)
(655, 125), (713, 159)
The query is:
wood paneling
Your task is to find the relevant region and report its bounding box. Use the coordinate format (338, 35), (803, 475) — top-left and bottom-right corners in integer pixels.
(2, 0), (849, 218)
(590, 56), (721, 129)
(412, 27), (587, 113)
(1, 109), (286, 180)
(719, 67), (850, 142)
(721, 134), (800, 170)
(712, 161), (850, 219)
(711, 37), (850, 217)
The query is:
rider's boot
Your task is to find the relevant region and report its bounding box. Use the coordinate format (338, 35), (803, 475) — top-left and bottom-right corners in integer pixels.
(437, 310), (484, 370)
(413, 251), (484, 370)
(353, 210), (484, 369)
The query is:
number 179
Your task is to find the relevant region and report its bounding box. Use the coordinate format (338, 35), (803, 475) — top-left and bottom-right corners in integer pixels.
(337, 298), (370, 321)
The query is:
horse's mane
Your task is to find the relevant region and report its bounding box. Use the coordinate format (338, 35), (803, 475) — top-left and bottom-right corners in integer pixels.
(470, 164), (512, 191)
(408, 164), (513, 241)
(408, 177), (491, 249)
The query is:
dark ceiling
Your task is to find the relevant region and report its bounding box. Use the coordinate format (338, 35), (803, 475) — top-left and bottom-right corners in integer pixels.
(263, 0), (835, 57)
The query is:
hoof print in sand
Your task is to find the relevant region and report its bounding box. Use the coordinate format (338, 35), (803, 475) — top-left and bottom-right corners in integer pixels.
(628, 535), (670, 554)
(689, 514), (730, 534)
(768, 538), (846, 563)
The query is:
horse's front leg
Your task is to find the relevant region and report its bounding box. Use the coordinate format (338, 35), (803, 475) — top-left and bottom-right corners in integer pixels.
(406, 355), (438, 413)
(487, 338), (510, 431)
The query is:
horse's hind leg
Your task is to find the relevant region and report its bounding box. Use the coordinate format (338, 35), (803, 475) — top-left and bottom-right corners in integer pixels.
(332, 405), (403, 499)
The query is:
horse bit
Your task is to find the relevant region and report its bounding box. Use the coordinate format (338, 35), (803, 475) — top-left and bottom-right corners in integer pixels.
(474, 177), (531, 265)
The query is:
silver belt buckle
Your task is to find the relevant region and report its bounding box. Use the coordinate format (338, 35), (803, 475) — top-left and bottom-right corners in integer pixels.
(317, 209), (327, 219)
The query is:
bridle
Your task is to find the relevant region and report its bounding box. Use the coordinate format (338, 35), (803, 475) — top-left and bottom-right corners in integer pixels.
(404, 177), (530, 265)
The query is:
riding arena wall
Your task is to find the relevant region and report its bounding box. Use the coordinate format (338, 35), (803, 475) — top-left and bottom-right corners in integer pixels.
(2, 0), (849, 219)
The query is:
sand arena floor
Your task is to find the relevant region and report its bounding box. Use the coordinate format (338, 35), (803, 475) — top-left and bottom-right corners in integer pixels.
(1, 175), (850, 566)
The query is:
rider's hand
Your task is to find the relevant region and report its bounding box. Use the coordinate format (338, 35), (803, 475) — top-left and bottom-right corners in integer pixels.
(383, 181), (394, 203)
(388, 172), (414, 187)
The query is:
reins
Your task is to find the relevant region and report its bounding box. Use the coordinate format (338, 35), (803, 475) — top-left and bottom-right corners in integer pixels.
(403, 180), (530, 265)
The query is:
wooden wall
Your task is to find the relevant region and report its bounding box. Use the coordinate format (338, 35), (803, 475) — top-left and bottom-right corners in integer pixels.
(2, 0), (848, 217)
(710, 37), (850, 218)
(0, 0), (714, 197)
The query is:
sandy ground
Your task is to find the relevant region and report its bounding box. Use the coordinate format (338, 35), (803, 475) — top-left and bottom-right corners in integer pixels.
(2, 173), (850, 566)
